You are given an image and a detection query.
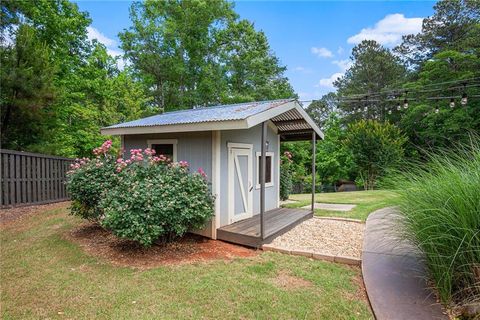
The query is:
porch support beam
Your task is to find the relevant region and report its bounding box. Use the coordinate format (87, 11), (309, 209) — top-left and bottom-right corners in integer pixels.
(311, 132), (316, 212)
(260, 121), (267, 239)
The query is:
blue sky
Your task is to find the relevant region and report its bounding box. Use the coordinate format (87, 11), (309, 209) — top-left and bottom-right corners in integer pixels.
(76, 0), (437, 101)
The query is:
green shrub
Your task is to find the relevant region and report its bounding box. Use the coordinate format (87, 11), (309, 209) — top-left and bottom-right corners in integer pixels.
(390, 139), (480, 313)
(66, 140), (118, 221)
(100, 156), (214, 246)
(345, 120), (406, 190)
(280, 151), (293, 200)
(67, 143), (215, 247)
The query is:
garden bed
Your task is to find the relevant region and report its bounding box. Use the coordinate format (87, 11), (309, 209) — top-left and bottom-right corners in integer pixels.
(67, 222), (256, 269)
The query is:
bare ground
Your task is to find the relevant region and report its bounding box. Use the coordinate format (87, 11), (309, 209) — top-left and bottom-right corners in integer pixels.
(66, 222), (257, 269)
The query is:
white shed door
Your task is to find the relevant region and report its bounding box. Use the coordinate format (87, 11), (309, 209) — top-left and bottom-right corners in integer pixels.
(228, 146), (253, 223)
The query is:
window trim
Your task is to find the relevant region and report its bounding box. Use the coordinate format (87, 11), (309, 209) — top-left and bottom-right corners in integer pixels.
(147, 139), (178, 162)
(255, 151), (274, 189)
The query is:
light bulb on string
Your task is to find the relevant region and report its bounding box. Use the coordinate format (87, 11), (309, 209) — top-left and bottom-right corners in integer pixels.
(403, 98), (409, 109)
(435, 108), (439, 114)
(449, 98), (455, 108)
(461, 93), (468, 106)
(396, 103), (401, 111)
(364, 106), (368, 112)
(388, 109), (392, 115)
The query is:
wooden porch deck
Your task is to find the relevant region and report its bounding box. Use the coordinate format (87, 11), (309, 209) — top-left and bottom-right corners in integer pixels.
(217, 208), (313, 248)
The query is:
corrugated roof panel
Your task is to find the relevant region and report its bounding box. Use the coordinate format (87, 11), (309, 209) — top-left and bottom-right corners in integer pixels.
(105, 99), (294, 129)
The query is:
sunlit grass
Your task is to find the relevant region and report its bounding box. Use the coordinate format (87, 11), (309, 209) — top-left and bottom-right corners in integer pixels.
(283, 190), (400, 221)
(0, 204), (372, 319)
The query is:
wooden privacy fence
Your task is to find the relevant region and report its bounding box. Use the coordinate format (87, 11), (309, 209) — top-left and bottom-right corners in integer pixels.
(1, 149), (74, 208)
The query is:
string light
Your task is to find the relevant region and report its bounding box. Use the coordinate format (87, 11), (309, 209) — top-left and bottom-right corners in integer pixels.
(298, 77), (479, 118)
(461, 83), (468, 106)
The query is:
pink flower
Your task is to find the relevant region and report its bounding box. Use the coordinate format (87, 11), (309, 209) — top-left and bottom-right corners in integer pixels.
(179, 160), (189, 168)
(144, 148), (156, 156)
(197, 167), (207, 178)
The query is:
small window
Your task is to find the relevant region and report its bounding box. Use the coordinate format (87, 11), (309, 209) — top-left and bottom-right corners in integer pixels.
(147, 139), (177, 161)
(151, 144), (173, 159)
(256, 152), (274, 188)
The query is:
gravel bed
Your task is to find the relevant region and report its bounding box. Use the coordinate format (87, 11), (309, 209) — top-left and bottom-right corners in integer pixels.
(269, 217), (365, 258)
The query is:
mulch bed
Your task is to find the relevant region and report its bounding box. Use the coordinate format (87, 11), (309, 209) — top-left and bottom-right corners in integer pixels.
(66, 222), (257, 269)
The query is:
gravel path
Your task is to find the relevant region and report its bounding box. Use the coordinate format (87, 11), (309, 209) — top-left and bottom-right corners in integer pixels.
(269, 217), (365, 258)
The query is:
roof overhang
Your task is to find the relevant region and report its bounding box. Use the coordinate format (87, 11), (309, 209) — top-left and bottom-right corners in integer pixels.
(101, 100), (324, 140)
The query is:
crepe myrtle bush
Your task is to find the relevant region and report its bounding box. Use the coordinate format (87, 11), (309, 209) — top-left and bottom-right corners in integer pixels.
(101, 151), (214, 246)
(67, 142), (215, 246)
(66, 140), (119, 221)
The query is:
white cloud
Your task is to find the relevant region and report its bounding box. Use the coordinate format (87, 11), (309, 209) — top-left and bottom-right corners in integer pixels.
(292, 66), (313, 74)
(316, 72), (343, 88)
(311, 47), (333, 58)
(87, 26), (126, 69)
(347, 13), (423, 46)
(87, 26), (117, 47)
(332, 59), (353, 72)
(337, 46), (345, 55)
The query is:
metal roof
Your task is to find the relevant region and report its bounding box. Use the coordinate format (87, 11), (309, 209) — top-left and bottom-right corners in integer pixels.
(101, 99), (324, 140)
(105, 99), (294, 129)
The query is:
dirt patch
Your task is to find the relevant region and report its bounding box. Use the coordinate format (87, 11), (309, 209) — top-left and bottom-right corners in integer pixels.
(66, 222), (257, 269)
(271, 270), (313, 290)
(342, 271), (371, 307)
(0, 202), (69, 226)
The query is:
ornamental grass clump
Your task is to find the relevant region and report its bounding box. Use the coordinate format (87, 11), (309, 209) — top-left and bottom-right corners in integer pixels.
(67, 142), (214, 247)
(391, 139), (480, 315)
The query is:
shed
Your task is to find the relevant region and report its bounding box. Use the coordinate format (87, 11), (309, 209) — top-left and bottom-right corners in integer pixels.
(101, 99), (324, 247)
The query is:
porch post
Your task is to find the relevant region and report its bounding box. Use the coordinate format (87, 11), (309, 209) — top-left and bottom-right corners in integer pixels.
(311, 131), (316, 212)
(260, 121), (267, 239)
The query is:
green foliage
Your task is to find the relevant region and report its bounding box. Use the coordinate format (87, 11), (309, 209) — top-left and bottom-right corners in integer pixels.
(217, 19), (295, 103)
(394, 0), (480, 69)
(389, 138), (480, 313)
(0, 24), (56, 150)
(0, 0), (153, 157)
(101, 160), (214, 246)
(305, 93), (337, 129)
(399, 50), (480, 154)
(279, 151), (293, 200)
(120, 0), (294, 111)
(345, 120), (406, 189)
(316, 114), (356, 186)
(335, 40), (406, 122)
(66, 141), (118, 221)
(66, 142), (214, 247)
(281, 141), (310, 185)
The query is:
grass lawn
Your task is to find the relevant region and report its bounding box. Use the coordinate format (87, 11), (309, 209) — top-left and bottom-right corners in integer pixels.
(1, 203), (372, 319)
(283, 190), (399, 221)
